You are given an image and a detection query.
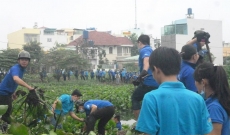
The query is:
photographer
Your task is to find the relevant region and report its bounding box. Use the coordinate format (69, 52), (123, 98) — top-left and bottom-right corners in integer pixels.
(186, 30), (211, 64)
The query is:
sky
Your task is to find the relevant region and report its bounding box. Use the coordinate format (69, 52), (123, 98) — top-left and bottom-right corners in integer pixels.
(0, 0), (229, 50)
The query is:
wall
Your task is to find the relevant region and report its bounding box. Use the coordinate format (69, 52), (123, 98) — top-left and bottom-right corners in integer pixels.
(7, 28), (40, 49)
(161, 35), (176, 48)
(187, 19), (223, 65)
(40, 30), (67, 51)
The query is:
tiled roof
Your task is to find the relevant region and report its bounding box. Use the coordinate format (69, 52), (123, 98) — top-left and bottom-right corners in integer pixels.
(68, 31), (133, 46)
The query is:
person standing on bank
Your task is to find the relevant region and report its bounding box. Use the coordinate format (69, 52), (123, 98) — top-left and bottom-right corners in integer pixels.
(0, 51), (34, 124)
(178, 45), (199, 92)
(131, 34), (158, 120)
(194, 62), (230, 135)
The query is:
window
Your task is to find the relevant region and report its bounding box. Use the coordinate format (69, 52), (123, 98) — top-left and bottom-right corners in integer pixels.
(109, 47), (113, 54)
(47, 38), (52, 42)
(124, 47), (128, 53)
(24, 34), (38, 43)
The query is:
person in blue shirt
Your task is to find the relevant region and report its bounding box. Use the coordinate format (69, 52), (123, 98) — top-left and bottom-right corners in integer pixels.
(0, 51), (34, 125)
(113, 115), (121, 131)
(101, 69), (106, 82)
(194, 62), (230, 135)
(77, 100), (114, 135)
(80, 69), (85, 80)
(136, 47), (212, 135)
(74, 68), (79, 80)
(178, 45), (199, 92)
(121, 69), (126, 83)
(99, 69), (102, 82)
(111, 70), (115, 82)
(51, 89), (84, 128)
(84, 70), (89, 80)
(90, 70), (95, 79)
(131, 34), (159, 120)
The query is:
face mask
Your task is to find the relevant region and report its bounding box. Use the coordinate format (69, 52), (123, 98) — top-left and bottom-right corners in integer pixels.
(79, 109), (85, 113)
(200, 86), (206, 99)
(200, 90), (206, 99)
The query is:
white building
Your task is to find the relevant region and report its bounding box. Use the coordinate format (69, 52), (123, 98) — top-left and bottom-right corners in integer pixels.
(161, 18), (223, 65)
(39, 28), (68, 51)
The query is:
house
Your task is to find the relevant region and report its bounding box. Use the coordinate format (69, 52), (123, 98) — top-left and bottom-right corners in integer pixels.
(7, 28), (40, 49)
(68, 31), (133, 69)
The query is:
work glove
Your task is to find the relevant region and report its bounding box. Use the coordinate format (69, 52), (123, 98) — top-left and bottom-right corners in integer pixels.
(132, 70), (148, 86)
(132, 79), (140, 86)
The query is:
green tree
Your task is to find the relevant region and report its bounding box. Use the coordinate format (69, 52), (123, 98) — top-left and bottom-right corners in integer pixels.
(128, 33), (139, 56)
(23, 41), (44, 73)
(97, 49), (106, 68)
(0, 49), (20, 71)
(41, 49), (90, 70)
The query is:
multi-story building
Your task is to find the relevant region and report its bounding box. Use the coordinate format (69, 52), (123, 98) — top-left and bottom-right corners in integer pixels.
(7, 28), (40, 49)
(161, 18), (223, 65)
(223, 43), (230, 57)
(68, 31), (133, 69)
(39, 28), (67, 51)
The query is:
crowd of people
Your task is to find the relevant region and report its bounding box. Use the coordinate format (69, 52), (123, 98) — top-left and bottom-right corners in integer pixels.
(0, 31), (230, 135)
(53, 67), (140, 84)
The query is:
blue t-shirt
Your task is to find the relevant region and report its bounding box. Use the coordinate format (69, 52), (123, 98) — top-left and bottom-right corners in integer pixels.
(0, 64), (25, 96)
(178, 61), (197, 92)
(139, 45), (158, 87)
(121, 71), (126, 77)
(136, 81), (212, 135)
(84, 100), (113, 116)
(90, 71), (94, 76)
(99, 71), (102, 77)
(55, 94), (74, 115)
(84, 71), (88, 76)
(205, 97), (230, 135)
(101, 71), (106, 77)
(80, 71), (84, 75)
(111, 71), (115, 77)
(116, 121), (122, 130)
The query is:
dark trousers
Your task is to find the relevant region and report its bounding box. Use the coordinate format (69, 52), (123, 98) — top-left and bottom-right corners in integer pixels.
(131, 84), (158, 110)
(0, 95), (12, 124)
(86, 106), (115, 135)
(80, 75), (85, 80)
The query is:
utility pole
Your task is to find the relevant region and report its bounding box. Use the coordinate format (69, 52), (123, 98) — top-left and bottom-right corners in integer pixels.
(135, 0), (137, 29)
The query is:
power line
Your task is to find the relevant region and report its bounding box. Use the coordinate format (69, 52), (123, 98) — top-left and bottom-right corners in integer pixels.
(0, 40), (226, 49)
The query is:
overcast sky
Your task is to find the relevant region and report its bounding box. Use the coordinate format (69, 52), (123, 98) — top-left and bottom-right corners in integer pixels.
(0, 0), (229, 50)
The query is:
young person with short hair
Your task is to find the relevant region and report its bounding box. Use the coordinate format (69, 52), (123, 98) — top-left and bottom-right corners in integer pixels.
(136, 47), (212, 135)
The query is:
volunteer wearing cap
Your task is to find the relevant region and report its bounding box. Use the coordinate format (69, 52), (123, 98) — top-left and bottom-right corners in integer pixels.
(0, 51), (34, 124)
(131, 34), (158, 120)
(178, 45), (199, 92)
